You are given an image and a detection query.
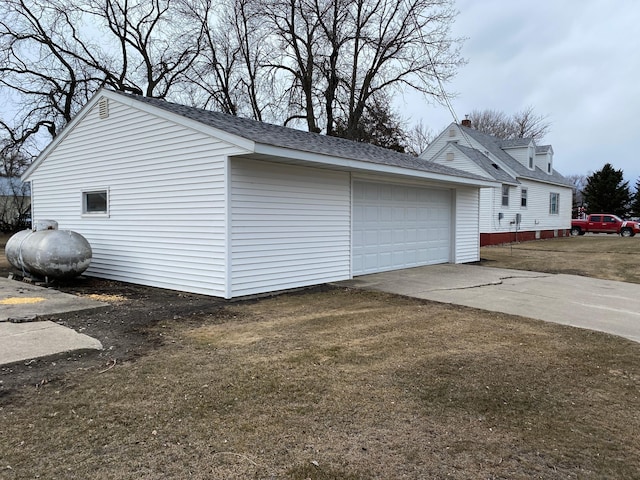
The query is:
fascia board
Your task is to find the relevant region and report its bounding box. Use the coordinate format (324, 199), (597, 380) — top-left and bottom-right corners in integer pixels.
(251, 143), (498, 188)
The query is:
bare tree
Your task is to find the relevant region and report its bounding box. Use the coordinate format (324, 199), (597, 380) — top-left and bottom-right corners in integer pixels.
(511, 105), (551, 142)
(262, 0), (463, 137)
(467, 109), (514, 139)
(468, 106), (550, 142)
(1, 0), (464, 155)
(565, 173), (586, 216)
(0, 0), (204, 155)
(405, 120), (434, 156)
(0, 148), (31, 231)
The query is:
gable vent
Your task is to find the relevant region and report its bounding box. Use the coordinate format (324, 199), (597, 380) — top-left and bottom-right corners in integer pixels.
(446, 152), (454, 161)
(99, 98), (109, 119)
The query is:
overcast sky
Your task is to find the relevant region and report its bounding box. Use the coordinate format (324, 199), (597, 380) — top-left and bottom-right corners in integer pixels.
(400, 0), (640, 183)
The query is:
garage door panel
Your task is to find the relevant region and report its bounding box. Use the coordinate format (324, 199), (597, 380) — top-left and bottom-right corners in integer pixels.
(353, 181), (451, 275)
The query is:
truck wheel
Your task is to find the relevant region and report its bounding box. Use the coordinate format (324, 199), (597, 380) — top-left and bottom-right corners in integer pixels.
(570, 227), (582, 236)
(620, 228), (634, 237)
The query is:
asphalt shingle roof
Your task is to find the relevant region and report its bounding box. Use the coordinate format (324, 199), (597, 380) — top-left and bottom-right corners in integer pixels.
(459, 126), (573, 187)
(119, 91), (490, 182)
(454, 145), (519, 184)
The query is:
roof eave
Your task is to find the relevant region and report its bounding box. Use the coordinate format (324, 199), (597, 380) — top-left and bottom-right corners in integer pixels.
(251, 143), (498, 188)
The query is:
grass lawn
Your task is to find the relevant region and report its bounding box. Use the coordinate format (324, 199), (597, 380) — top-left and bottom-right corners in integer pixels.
(480, 235), (640, 283)
(1, 236), (640, 478)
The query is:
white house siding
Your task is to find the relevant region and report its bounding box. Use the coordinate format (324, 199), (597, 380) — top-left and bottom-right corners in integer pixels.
(478, 187), (496, 232)
(503, 147), (530, 169)
(27, 98), (247, 296)
(454, 187), (481, 263)
(479, 180), (571, 234)
(517, 180), (572, 233)
(230, 158), (351, 297)
(432, 147), (492, 179)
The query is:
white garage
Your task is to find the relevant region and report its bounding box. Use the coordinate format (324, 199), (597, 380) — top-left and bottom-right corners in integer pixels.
(23, 89), (494, 298)
(352, 181), (452, 275)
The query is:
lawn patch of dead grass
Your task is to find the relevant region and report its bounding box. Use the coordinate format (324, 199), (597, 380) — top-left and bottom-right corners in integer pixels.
(481, 235), (640, 283)
(2, 288), (639, 479)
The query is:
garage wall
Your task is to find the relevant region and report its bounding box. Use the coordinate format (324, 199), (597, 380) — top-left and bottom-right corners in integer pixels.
(27, 97), (246, 296)
(454, 187), (481, 263)
(230, 158), (351, 297)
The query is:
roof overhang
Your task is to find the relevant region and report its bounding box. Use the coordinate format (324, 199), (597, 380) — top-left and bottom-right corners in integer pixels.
(245, 144), (499, 188)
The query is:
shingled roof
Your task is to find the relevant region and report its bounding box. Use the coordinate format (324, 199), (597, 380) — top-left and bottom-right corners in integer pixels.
(454, 144), (518, 184)
(119, 91), (490, 182)
(459, 125), (573, 187)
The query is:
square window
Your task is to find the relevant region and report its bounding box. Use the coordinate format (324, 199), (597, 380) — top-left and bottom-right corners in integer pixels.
(83, 190), (109, 215)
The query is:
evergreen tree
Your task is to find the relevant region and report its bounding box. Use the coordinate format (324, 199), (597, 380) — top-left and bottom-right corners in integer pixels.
(582, 163), (631, 217)
(630, 179), (640, 217)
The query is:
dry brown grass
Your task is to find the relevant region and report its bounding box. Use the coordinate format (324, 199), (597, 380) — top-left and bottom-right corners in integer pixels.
(480, 235), (640, 283)
(2, 288), (640, 479)
(2, 234), (640, 478)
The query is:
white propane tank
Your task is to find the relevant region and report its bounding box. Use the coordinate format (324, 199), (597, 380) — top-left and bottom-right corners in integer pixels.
(5, 222), (92, 279)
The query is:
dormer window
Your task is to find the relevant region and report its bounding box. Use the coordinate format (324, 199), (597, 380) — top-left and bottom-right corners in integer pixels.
(528, 145), (534, 169)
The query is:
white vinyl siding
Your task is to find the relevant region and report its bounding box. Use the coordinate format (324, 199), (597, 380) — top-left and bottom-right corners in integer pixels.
(27, 98), (247, 296)
(352, 181), (451, 275)
(230, 159), (351, 297)
(479, 181), (571, 234)
(454, 187), (481, 263)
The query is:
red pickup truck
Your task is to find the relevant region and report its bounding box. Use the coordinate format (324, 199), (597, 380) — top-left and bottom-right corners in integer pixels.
(571, 214), (640, 237)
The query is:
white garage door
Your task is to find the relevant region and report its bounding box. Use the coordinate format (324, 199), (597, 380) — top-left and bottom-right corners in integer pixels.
(352, 181), (452, 275)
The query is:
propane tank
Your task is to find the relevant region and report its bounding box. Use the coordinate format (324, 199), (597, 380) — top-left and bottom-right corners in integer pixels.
(5, 222), (92, 279)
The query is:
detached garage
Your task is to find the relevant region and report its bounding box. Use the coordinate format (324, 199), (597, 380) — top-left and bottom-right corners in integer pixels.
(22, 89), (495, 298)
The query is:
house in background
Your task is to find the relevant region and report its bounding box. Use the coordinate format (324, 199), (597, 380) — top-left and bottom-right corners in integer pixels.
(0, 176), (31, 232)
(22, 89), (497, 298)
(421, 119), (573, 246)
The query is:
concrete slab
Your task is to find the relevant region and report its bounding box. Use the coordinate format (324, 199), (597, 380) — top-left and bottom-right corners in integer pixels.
(0, 277), (105, 322)
(339, 264), (640, 344)
(0, 321), (103, 365)
(0, 277), (105, 365)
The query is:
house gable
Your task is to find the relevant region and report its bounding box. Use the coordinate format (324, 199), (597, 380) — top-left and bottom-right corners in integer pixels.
(24, 94), (253, 297)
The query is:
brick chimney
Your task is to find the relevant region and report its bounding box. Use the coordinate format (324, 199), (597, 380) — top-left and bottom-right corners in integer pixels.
(461, 115), (472, 128)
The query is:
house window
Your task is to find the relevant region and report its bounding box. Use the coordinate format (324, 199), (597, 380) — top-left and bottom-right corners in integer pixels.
(501, 185), (509, 207)
(547, 162), (552, 173)
(528, 146), (534, 169)
(549, 192), (559, 215)
(521, 188), (528, 207)
(83, 189), (109, 215)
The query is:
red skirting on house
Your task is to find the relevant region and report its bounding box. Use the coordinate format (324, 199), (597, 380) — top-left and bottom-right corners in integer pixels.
(480, 229), (570, 246)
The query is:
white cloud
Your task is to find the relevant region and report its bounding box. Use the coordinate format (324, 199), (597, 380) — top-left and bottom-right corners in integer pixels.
(401, 0), (640, 182)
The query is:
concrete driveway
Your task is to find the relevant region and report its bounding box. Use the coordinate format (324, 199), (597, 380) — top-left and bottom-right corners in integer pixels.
(339, 264), (640, 344)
